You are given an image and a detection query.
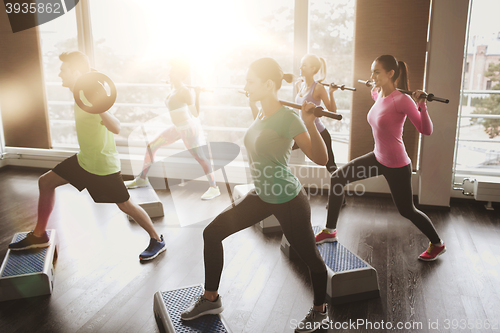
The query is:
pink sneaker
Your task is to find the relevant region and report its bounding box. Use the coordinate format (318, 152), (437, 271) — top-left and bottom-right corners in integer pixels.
(315, 229), (337, 244)
(418, 242), (446, 261)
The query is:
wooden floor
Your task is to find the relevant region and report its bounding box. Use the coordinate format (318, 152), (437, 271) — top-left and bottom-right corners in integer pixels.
(0, 166), (499, 333)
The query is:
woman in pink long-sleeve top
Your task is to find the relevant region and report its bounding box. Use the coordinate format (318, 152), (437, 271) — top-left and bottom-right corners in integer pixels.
(315, 55), (446, 261)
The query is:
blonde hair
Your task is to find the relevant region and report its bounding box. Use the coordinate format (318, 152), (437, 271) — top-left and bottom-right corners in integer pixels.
(302, 54), (327, 82)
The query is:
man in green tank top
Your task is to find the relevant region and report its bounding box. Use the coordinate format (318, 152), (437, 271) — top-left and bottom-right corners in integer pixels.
(9, 51), (166, 261)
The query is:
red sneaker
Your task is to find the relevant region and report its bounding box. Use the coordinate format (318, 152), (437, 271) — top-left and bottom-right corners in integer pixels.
(315, 229), (337, 244)
(418, 242), (446, 261)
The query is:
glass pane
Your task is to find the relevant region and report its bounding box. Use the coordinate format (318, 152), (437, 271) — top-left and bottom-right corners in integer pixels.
(308, 0), (355, 164)
(89, 0), (294, 152)
(38, 9), (79, 147)
(456, 0), (500, 174)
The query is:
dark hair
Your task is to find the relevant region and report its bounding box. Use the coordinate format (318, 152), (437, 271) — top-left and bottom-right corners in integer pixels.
(375, 55), (409, 90)
(249, 58), (293, 90)
(59, 51), (90, 74)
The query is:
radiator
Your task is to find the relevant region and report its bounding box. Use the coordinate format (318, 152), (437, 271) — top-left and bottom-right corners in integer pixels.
(455, 177), (500, 210)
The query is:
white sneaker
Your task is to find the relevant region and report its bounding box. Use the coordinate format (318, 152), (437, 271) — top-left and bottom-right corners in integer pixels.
(295, 306), (329, 332)
(201, 186), (220, 200)
(124, 177), (149, 189)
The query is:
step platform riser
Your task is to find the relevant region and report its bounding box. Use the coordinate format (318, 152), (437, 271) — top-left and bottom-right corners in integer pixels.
(0, 230), (58, 302)
(281, 230), (379, 304)
(233, 184), (281, 234)
(154, 284), (231, 333)
(128, 183), (164, 219)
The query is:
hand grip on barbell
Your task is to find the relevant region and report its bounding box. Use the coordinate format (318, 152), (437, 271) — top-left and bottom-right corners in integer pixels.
(319, 82), (356, 91)
(357, 80), (449, 103)
(279, 100), (342, 121)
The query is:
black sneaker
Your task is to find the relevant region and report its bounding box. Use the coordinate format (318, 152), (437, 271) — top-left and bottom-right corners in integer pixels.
(8, 231), (50, 251)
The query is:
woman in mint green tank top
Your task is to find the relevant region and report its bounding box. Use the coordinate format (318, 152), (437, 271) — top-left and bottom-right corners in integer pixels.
(181, 58), (331, 330)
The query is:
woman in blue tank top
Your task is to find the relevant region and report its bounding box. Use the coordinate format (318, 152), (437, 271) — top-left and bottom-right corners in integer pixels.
(295, 54), (339, 174)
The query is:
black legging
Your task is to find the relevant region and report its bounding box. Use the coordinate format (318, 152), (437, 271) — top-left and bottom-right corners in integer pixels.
(203, 189), (327, 306)
(320, 128), (337, 174)
(293, 128), (337, 174)
(326, 152), (441, 244)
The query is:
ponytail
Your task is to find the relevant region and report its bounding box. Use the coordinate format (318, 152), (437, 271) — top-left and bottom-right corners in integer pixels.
(249, 57), (293, 90)
(317, 57), (327, 83)
(396, 61), (409, 90)
(302, 54), (327, 82)
(283, 73), (295, 84)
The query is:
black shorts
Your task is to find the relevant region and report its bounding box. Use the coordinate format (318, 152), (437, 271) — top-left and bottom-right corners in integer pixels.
(53, 154), (130, 204)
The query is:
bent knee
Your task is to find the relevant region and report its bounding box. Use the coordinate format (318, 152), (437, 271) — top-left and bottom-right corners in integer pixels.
(203, 220), (228, 243)
(330, 168), (348, 184)
(399, 208), (418, 220)
(203, 224), (217, 242)
(116, 199), (134, 213)
(38, 175), (48, 189)
(38, 172), (59, 190)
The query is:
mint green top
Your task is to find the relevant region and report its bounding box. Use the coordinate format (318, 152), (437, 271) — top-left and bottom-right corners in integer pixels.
(74, 103), (121, 175)
(244, 106), (307, 204)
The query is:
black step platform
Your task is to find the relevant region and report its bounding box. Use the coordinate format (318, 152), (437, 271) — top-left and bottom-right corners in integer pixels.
(281, 227), (379, 304)
(154, 284), (231, 333)
(0, 230), (58, 301)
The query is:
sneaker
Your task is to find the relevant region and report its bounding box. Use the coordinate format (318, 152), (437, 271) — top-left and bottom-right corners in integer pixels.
(201, 186), (220, 200)
(418, 242), (446, 261)
(139, 235), (166, 261)
(125, 177), (149, 189)
(8, 231), (50, 251)
(181, 295), (223, 321)
(315, 229), (337, 244)
(295, 306), (329, 333)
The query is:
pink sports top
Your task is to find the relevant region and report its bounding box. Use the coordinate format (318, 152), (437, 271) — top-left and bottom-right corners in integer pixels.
(295, 81), (326, 133)
(367, 89), (432, 168)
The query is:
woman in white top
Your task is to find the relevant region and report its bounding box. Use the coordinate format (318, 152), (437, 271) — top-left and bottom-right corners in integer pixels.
(126, 58), (219, 200)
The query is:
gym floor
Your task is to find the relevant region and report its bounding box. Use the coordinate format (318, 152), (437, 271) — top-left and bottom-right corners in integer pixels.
(0, 166), (499, 333)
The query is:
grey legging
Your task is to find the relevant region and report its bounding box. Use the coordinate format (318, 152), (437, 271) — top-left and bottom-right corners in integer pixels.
(203, 189), (328, 306)
(326, 152), (441, 244)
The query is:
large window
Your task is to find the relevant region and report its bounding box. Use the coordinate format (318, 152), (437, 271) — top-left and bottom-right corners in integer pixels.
(38, 0), (355, 166)
(89, 0), (295, 152)
(455, 0), (500, 175)
(309, 0), (354, 163)
(38, 8), (78, 147)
